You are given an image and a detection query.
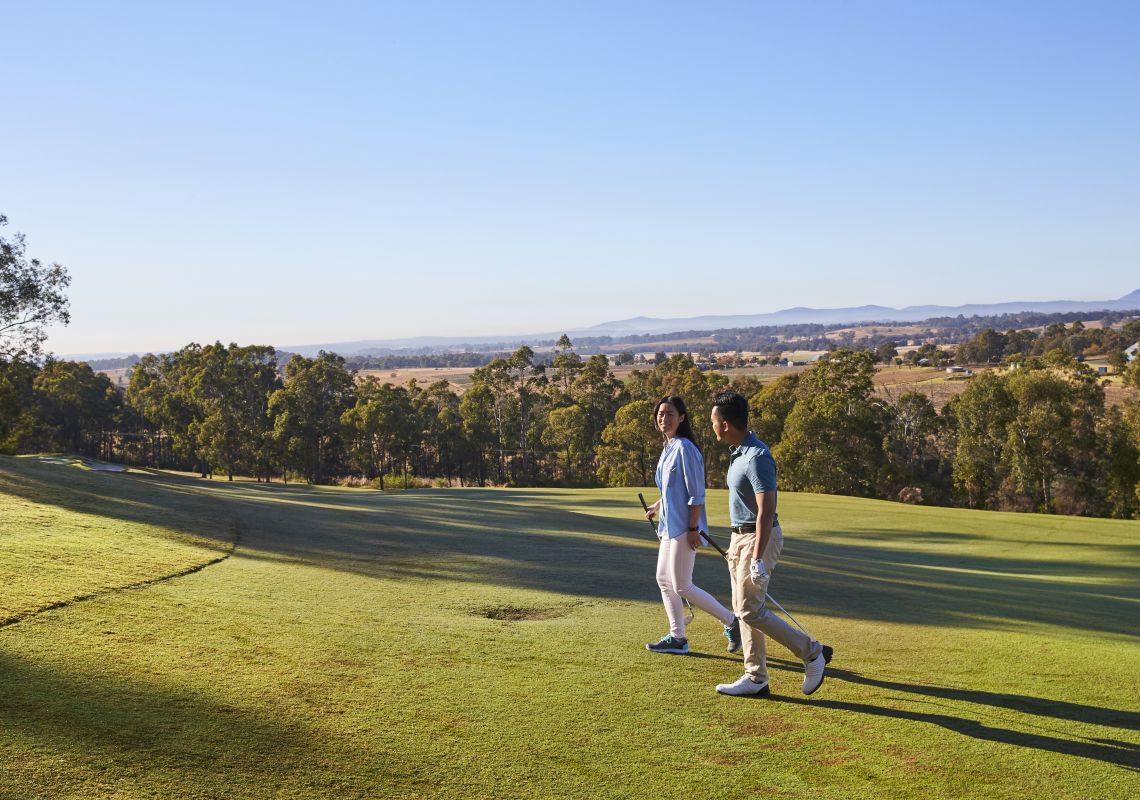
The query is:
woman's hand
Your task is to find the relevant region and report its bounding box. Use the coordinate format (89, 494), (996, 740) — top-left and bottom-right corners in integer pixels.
(644, 499), (661, 523)
(686, 529), (703, 551)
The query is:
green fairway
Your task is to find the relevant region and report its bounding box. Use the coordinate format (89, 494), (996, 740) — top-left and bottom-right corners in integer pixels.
(1, 455), (1137, 799)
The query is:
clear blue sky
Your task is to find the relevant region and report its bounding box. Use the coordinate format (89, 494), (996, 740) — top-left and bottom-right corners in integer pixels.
(3, 1), (1138, 356)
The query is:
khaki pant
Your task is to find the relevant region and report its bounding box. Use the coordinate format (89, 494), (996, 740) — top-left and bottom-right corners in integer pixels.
(727, 526), (819, 683)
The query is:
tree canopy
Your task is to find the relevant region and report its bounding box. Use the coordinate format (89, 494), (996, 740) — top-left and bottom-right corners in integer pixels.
(0, 215), (71, 359)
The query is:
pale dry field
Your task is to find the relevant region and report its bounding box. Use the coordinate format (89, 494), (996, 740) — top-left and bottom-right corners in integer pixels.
(826, 323), (929, 340)
(356, 366), (476, 393)
(99, 367), (132, 388)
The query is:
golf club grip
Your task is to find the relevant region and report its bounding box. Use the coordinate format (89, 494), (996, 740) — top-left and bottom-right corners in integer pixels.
(637, 493), (659, 536)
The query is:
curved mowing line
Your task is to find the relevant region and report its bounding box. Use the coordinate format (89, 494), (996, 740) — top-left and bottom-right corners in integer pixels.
(0, 522), (242, 631)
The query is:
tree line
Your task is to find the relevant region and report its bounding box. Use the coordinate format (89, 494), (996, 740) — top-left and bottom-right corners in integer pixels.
(2, 336), (1139, 519)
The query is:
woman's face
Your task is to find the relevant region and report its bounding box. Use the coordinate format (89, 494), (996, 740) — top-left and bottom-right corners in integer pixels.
(656, 401), (684, 438)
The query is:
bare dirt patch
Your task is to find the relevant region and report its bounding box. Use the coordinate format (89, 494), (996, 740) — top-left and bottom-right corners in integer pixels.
(731, 717), (804, 739)
(472, 605), (567, 622)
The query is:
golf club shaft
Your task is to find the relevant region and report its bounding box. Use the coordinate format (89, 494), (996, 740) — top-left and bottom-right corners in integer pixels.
(698, 531), (729, 560)
(762, 592), (813, 637)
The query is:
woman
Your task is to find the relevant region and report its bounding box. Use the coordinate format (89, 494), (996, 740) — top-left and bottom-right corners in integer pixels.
(644, 395), (740, 655)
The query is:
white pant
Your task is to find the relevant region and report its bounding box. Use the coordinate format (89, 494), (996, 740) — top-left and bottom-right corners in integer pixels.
(656, 534), (734, 638)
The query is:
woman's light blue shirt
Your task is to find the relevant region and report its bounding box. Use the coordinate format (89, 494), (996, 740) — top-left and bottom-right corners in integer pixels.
(654, 436), (708, 539)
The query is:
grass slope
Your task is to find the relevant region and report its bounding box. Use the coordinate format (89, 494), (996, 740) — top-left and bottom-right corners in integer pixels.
(1, 455), (1137, 799)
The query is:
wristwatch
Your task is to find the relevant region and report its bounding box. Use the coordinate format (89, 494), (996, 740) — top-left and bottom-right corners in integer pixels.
(688, 526), (699, 532)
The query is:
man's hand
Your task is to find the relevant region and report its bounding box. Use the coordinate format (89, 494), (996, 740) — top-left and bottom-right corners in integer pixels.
(749, 559), (770, 587)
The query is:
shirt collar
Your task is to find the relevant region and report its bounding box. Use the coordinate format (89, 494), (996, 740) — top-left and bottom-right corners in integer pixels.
(730, 432), (762, 456)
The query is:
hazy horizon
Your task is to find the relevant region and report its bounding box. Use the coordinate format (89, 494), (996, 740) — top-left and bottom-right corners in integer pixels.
(54, 286), (1140, 360)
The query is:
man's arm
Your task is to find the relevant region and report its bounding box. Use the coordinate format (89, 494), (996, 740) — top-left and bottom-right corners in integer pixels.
(752, 490), (777, 562)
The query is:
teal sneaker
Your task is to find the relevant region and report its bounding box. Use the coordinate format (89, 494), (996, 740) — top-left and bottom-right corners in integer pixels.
(724, 616), (742, 653)
(645, 634), (689, 654)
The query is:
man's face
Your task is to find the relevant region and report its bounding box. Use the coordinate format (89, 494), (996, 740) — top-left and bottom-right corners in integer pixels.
(710, 407), (729, 443)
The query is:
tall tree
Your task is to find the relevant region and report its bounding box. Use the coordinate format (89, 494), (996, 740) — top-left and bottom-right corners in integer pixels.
(948, 370), (1016, 509)
(1003, 365), (1103, 514)
(0, 358), (37, 452)
(748, 373), (800, 447)
(1099, 404), (1140, 519)
(597, 399), (660, 487)
(549, 334), (583, 397)
(459, 383), (497, 486)
(881, 390), (950, 502)
(776, 350), (885, 496)
(268, 352), (355, 484)
(542, 404), (588, 484)
(191, 344), (280, 481)
(0, 215), (70, 359)
(31, 360), (120, 453)
(570, 354), (625, 480)
(416, 380), (463, 485)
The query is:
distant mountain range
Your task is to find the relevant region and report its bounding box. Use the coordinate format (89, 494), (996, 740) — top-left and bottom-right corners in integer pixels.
(278, 289), (1140, 357)
(64, 289), (1140, 360)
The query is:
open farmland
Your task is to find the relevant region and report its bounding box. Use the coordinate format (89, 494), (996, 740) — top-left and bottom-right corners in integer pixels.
(2, 455), (1137, 799)
(355, 366), (478, 393)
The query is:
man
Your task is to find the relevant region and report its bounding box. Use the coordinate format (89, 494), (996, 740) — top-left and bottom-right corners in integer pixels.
(709, 390), (831, 697)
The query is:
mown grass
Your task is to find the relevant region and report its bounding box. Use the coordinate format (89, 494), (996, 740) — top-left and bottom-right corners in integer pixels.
(1, 455), (1137, 799)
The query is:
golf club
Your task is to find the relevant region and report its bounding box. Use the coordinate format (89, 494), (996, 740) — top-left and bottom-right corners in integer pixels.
(639, 493), (816, 639)
(637, 492), (693, 625)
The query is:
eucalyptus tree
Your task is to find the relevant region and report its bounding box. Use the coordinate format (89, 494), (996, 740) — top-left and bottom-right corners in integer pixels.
(542, 404), (588, 483)
(31, 359), (120, 454)
(880, 390), (950, 502)
(549, 334), (583, 397)
(342, 378), (416, 489)
(268, 352), (355, 484)
(469, 346), (547, 484)
(191, 344), (280, 481)
(0, 358), (36, 452)
(1099, 404), (1140, 519)
(570, 354), (626, 479)
(597, 399), (660, 487)
(415, 379), (463, 485)
(1003, 364), (1103, 514)
(948, 371), (1016, 509)
(459, 383), (497, 485)
(748, 373), (800, 447)
(125, 346), (210, 473)
(775, 349), (885, 497)
(0, 215), (70, 360)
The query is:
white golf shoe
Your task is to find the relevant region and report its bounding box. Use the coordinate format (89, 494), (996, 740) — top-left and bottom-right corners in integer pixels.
(802, 651), (827, 695)
(715, 674), (770, 697)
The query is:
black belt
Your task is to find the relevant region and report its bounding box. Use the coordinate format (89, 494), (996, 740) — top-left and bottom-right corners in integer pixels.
(730, 524), (756, 534)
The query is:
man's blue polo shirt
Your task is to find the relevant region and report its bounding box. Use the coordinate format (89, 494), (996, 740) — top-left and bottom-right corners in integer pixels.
(726, 432), (780, 528)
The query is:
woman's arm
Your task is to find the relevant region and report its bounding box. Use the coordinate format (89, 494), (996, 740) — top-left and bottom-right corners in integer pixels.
(680, 440), (706, 550)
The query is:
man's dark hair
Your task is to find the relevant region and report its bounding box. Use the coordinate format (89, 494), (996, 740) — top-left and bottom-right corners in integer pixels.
(712, 390), (749, 430)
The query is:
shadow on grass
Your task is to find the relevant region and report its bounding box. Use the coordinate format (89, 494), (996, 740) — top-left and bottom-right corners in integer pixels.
(765, 657), (1140, 771)
(0, 651), (373, 787)
(5, 458), (1139, 637)
(0, 457), (237, 551)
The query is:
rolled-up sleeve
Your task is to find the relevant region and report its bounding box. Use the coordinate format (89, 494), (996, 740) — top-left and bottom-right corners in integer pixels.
(679, 440), (706, 506)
